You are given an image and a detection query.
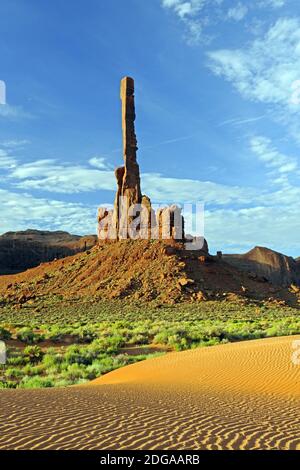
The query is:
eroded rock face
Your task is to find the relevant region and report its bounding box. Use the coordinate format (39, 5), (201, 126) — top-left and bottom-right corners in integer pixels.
(224, 246), (300, 286)
(97, 76), (185, 242)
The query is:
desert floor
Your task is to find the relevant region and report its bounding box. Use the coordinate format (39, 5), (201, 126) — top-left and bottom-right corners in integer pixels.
(1, 335), (300, 450)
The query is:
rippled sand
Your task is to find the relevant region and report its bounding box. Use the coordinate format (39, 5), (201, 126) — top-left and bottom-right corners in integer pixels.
(1, 336), (300, 450)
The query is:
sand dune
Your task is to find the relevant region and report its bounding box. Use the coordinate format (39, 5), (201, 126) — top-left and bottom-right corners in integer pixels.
(0, 336), (300, 450)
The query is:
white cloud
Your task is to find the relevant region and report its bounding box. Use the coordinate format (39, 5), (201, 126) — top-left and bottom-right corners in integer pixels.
(250, 136), (298, 176)
(227, 3), (248, 22)
(142, 172), (255, 204)
(88, 156), (111, 169)
(0, 189), (98, 235)
(10, 159), (116, 194)
(218, 114), (266, 127)
(160, 0), (288, 43)
(162, 0), (206, 18)
(4, 150), (261, 206)
(161, 0), (218, 43)
(206, 204), (300, 254)
(0, 104), (33, 119)
(0, 140), (30, 148)
(208, 18), (300, 109)
(0, 149), (17, 169)
(258, 0), (287, 8)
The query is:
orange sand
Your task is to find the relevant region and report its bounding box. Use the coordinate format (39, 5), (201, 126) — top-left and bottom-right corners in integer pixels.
(0, 336), (300, 450)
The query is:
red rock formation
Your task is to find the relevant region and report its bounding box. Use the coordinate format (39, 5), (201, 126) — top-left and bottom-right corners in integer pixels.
(98, 76), (185, 242)
(120, 77), (142, 206)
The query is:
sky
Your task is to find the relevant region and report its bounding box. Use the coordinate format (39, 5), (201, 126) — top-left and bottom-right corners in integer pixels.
(0, 0), (300, 256)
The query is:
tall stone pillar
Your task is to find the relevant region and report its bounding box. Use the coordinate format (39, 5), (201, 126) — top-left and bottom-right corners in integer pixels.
(120, 77), (142, 205)
(115, 77), (142, 238)
(97, 76), (185, 243)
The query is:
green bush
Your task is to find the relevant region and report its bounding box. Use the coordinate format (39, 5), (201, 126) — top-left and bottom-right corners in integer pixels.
(42, 349), (64, 368)
(64, 345), (92, 365)
(20, 376), (54, 388)
(62, 363), (86, 382)
(22, 364), (46, 376)
(0, 326), (12, 340)
(23, 345), (44, 363)
(5, 367), (25, 379)
(0, 380), (17, 389)
(7, 355), (28, 366)
(16, 327), (44, 344)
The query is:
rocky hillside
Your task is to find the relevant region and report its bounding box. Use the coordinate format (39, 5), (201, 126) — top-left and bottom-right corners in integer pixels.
(0, 240), (299, 308)
(223, 246), (300, 287)
(0, 229), (97, 274)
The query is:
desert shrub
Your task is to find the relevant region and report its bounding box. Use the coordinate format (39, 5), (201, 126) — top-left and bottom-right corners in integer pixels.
(62, 363), (86, 382)
(5, 367), (25, 379)
(84, 362), (105, 380)
(63, 345), (92, 365)
(52, 378), (70, 387)
(153, 331), (170, 345)
(16, 327), (44, 344)
(89, 336), (124, 354)
(23, 345), (44, 363)
(42, 349), (64, 368)
(0, 380), (17, 389)
(7, 354), (28, 366)
(20, 376), (54, 388)
(22, 364), (46, 376)
(76, 327), (97, 343)
(45, 326), (64, 342)
(266, 320), (300, 337)
(0, 326), (12, 340)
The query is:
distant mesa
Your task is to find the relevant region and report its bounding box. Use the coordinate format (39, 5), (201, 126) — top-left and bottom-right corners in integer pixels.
(224, 246), (300, 287)
(0, 229), (97, 274)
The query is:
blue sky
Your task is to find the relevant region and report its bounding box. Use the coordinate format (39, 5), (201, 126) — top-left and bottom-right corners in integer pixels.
(0, 0), (300, 256)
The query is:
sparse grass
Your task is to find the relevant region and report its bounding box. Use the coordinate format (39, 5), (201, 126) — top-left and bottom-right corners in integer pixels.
(0, 297), (299, 324)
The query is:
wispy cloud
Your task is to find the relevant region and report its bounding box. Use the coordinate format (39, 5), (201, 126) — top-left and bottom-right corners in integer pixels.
(258, 0), (287, 8)
(250, 136), (299, 188)
(88, 156), (112, 169)
(218, 115), (266, 127)
(207, 18), (300, 110)
(10, 159), (116, 194)
(0, 139), (30, 148)
(0, 149), (17, 169)
(0, 104), (33, 119)
(206, 203), (300, 254)
(142, 172), (256, 205)
(0, 188), (98, 235)
(160, 0), (288, 43)
(227, 3), (248, 22)
(6, 153), (255, 205)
